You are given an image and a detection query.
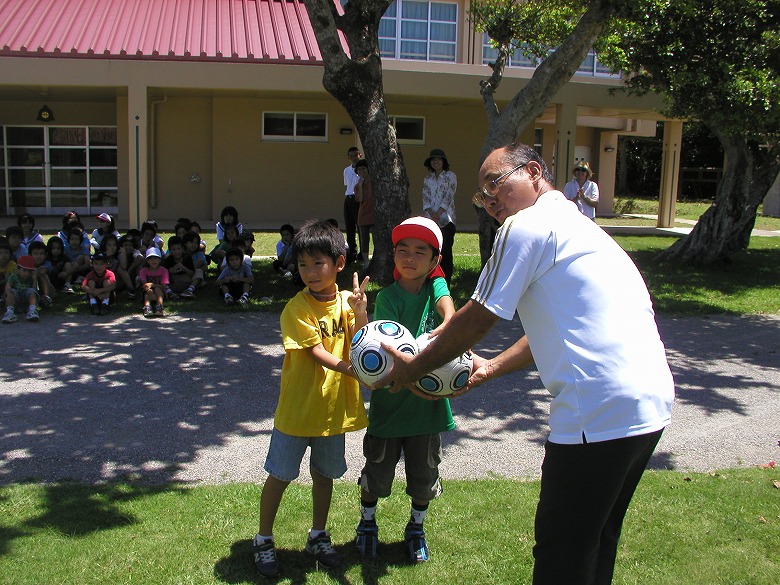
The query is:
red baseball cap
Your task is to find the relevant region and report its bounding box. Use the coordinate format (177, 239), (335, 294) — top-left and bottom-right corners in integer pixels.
(16, 255), (36, 271)
(391, 217), (445, 281)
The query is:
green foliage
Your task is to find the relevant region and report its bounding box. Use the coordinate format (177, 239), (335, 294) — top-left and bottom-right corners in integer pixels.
(601, 0), (780, 140)
(468, 0), (584, 58)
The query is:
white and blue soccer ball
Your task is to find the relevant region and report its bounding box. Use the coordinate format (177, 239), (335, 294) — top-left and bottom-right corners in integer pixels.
(414, 333), (474, 396)
(350, 320), (418, 386)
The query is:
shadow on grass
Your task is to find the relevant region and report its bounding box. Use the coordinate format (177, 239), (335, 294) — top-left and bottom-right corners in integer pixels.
(214, 538), (415, 585)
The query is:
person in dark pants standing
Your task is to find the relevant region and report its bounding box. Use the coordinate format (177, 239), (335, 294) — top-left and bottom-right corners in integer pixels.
(343, 146), (362, 263)
(378, 142), (675, 585)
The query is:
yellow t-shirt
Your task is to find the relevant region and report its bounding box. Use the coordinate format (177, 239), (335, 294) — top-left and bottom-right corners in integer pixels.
(0, 259), (16, 279)
(275, 289), (368, 437)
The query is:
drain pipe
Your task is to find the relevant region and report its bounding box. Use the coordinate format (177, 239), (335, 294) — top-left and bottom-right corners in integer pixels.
(149, 93), (168, 209)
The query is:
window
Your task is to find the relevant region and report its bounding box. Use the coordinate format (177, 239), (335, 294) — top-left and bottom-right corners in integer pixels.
(262, 112), (328, 141)
(481, 35), (617, 77)
(390, 115), (426, 145)
(380, 1), (457, 62)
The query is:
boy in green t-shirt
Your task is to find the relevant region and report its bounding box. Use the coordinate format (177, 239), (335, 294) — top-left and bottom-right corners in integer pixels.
(2, 255), (40, 323)
(253, 219), (370, 579)
(355, 216), (456, 563)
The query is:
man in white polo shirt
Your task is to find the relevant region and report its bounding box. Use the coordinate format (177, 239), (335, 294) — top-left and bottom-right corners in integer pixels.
(379, 142), (674, 584)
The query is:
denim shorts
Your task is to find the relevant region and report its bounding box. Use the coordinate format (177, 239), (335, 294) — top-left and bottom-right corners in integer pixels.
(8, 287), (39, 310)
(358, 433), (443, 501)
(264, 428), (347, 482)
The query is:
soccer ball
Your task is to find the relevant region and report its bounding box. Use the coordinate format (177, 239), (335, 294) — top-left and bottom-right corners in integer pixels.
(350, 320), (418, 386)
(414, 333), (474, 396)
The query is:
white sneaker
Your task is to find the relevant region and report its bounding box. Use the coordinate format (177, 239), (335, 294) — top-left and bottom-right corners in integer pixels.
(26, 306), (39, 322)
(2, 307), (17, 323)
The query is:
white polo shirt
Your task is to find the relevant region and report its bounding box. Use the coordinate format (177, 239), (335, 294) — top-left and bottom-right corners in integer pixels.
(472, 190), (674, 444)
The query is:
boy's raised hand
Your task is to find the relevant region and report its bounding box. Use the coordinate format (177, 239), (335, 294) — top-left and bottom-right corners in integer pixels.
(348, 271), (370, 314)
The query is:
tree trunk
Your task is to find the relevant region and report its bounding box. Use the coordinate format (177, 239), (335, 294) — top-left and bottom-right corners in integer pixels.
(655, 132), (768, 264)
(476, 0), (618, 265)
(303, 0), (408, 285)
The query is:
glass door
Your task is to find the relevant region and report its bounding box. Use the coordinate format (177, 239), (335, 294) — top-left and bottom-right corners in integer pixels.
(2, 126), (117, 216)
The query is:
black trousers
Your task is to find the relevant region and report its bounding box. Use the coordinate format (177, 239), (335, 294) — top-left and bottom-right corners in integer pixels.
(439, 221), (456, 285)
(343, 195), (360, 260)
(533, 429), (664, 585)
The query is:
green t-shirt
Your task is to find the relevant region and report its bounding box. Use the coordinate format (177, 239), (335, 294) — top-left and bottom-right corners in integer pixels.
(367, 277), (456, 438)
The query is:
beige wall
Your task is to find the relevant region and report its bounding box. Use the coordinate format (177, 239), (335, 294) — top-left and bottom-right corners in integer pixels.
(147, 94), (490, 231)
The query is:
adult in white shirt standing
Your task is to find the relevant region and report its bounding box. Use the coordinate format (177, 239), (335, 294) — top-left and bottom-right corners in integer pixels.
(379, 142), (674, 585)
(342, 146), (362, 263)
(564, 161), (600, 220)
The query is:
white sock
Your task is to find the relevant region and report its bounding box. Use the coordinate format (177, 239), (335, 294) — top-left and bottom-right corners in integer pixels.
(410, 505), (428, 525)
(102, 298), (109, 305)
(309, 529), (327, 539)
(360, 503), (377, 521)
(254, 533), (273, 545)
(89, 299), (97, 305)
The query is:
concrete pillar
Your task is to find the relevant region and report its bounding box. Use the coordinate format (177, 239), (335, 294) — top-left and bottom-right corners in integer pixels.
(598, 132), (619, 215)
(658, 120), (683, 228)
(127, 84), (149, 228)
(554, 103), (578, 190)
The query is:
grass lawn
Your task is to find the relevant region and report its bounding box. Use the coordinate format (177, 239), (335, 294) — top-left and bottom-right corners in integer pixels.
(0, 468), (778, 584)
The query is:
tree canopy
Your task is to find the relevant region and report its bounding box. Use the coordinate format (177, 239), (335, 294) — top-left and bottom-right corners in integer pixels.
(598, 0), (780, 263)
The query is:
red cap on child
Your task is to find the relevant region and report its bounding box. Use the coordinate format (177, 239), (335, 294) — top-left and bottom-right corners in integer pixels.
(391, 217), (446, 281)
(16, 255), (36, 271)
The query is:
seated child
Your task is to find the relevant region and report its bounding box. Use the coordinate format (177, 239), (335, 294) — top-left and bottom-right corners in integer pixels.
(100, 234), (135, 296)
(18, 214), (45, 254)
(182, 232), (207, 295)
(139, 247), (169, 318)
(82, 252), (116, 315)
(210, 224), (239, 267)
(219, 236), (252, 271)
(241, 231), (256, 258)
(173, 220), (191, 240)
(2, 255), (40, 323)
(273, 224), (296, 279)
(139, 220), (165, 257)
(90, 213), (119, 253)
(119, 230), (144, 296)
(162, 235), (198, 299)
(60, 227), (91, 293)
(216, 247), (254, 307)
(27, 241), (53, 307)
(5, 226), (24, 259)
(0, 239), (17, 308)
(189, 222), (208, 255)
(216, 205), (243, 241)
(45, 236), (67, 292)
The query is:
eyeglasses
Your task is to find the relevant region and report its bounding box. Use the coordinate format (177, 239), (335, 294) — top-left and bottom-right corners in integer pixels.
(473, 163), (526, 208)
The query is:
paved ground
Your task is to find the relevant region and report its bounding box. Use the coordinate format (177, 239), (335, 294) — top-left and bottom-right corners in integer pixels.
(1, 310), (778, 486)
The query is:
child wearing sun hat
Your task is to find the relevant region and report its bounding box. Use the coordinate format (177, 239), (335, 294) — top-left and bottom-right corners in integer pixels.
(354, 216), (456, 564)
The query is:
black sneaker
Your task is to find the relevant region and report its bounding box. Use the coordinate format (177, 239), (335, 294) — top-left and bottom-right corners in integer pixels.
(404, 522), (430, 563)
(252, 537), (280, 578)
(355, 518), (379, 558)
(305, 532), (341, 568)
(100, 303), (110, 315)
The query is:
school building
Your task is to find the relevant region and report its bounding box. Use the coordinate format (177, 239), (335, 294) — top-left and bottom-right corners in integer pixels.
(0, 0), (682, 231)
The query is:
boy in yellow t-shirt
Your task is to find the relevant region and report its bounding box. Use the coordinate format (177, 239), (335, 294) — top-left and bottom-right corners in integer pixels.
(254, 219), (370, 579)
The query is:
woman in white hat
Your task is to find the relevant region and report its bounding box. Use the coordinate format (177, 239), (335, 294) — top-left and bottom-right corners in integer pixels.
(422, 148), (457, 283)
(564, 161), (599, 220)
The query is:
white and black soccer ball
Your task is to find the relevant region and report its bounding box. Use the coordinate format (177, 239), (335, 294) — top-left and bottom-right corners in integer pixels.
(414, 333), (474, 396)
(350, 320), (418, 387)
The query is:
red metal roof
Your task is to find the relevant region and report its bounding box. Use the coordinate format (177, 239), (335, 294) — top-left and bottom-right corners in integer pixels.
(0, 0), (328, 63)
